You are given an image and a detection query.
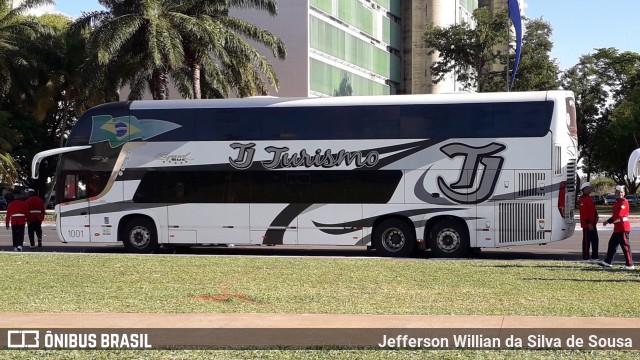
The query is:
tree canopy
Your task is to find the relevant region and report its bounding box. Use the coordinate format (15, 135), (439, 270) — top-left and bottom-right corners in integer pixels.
(423, 7), (508, 92)
(0, 0), (286, 193)
(562, 48), (640, 190)
(73, 0), (286, 100)
(424, 9), (559, 93)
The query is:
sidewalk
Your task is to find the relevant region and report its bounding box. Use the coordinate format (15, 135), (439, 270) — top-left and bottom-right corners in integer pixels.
(1, 312), (639, 329)
(4, 313), (640, 349)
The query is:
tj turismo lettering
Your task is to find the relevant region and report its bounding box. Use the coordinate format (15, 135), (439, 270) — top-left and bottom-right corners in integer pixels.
(229, 142), (379, 169)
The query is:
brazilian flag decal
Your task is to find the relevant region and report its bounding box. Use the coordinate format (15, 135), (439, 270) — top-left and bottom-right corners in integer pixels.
(89, 115), (182, 148)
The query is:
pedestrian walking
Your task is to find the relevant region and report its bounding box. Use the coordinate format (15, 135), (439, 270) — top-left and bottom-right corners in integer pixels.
(5, 190), (28, 251)
(578, 182), (599, 261)
(599, 185), (634, 270)
(25, 188), (45, 248)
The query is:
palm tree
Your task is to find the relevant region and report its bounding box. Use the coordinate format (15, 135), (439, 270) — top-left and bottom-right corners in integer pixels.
(172, 0), (286, 98)
(73, 0), (186, 100)
(74, 0), (286, 100)
(0, 0), (54, 99)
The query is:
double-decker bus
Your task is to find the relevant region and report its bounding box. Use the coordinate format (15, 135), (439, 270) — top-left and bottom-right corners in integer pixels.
(32, 91), (578, 257)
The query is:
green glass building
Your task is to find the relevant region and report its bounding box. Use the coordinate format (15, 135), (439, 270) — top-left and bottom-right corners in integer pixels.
(230, 0), (479, 96)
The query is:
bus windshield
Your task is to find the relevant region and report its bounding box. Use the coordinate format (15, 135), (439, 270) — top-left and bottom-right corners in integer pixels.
(55, 143), (119, 202)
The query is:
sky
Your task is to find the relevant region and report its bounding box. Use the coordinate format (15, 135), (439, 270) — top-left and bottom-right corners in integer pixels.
(27, 0), (640, 70)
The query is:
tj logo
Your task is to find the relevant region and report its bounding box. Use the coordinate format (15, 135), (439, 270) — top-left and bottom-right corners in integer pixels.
(437, 143), (506, 204)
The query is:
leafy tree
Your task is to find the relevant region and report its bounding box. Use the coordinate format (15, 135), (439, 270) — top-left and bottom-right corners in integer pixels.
(586, 176), (616, 195)
(596, 77), (640, 192)
(484, 17), (560, 92)
(562, 48), (640, 185)
(0, 12), (104, 194)
(0, 108), (20, 184)
(7, 110), (58, 192)
(423, 7), (508, 92)
(0, 0), (53, 186)
(424, 8), (560, 93)
(31, 14), (107, 140)
(561, 54), (609, 180)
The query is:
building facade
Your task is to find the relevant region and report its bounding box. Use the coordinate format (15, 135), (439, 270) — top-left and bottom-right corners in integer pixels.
(234, 0), (401, 97)
(234, 0), (478, 97)
(401, 0), (478, 94)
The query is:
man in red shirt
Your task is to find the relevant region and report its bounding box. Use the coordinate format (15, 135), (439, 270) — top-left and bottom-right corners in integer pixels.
(5, 190), (28, 251)
(25, 188), (45, 248)
(578, 182), (599, 261)
(599, 185), (634, 270)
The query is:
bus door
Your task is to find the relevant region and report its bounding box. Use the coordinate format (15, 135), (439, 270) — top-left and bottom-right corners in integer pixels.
(88, 178), (121, 243)
(58, 172), (91, 243)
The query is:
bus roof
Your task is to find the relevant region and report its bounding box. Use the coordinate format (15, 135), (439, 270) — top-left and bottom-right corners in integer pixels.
(126, 91), (572, 111)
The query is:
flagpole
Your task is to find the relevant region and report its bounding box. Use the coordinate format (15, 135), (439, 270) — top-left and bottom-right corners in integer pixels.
(506, 0), (510, 92)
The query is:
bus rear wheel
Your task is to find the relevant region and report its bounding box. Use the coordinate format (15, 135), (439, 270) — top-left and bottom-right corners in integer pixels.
(122, 218), (159, 254)
(373, 219), (416, 257)
(429, 220), (469, 258)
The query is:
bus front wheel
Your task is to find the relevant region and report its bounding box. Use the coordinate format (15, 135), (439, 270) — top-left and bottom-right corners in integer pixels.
(122, 218), (159, 254)
(373, 219), (416, 257)
(429, 220), (469, 258)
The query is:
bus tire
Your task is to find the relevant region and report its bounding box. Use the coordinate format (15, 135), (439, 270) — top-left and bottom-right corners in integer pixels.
(373, 219), (416, 257)
(122, 218), (159, 254)
(429, 220), (469, 258)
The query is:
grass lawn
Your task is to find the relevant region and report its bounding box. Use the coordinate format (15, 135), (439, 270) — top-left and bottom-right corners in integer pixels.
(1, 253), (639, 359)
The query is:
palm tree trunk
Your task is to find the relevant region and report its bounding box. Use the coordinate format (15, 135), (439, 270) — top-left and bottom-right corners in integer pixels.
(151, 70), (161, 100)
(151, 69), (169, 100)
(192, 61), (201, 99)
(59, 98), (69, 148)
(160, 68), (169, 100)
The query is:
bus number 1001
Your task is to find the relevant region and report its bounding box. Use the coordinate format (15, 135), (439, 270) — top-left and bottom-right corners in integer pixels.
(68, 230), (84, 238)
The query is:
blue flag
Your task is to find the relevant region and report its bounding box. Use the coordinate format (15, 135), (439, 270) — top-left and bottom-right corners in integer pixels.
(508, 0), (522, 91)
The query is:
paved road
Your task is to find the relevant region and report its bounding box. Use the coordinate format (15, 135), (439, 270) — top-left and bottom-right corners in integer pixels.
(1, 225), (639, 263)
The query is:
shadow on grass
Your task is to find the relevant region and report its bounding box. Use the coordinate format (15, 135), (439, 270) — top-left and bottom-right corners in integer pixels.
(476, 263), (591, 270)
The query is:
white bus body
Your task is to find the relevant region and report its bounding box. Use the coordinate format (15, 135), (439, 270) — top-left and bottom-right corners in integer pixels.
(32, 91), (578, 257)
